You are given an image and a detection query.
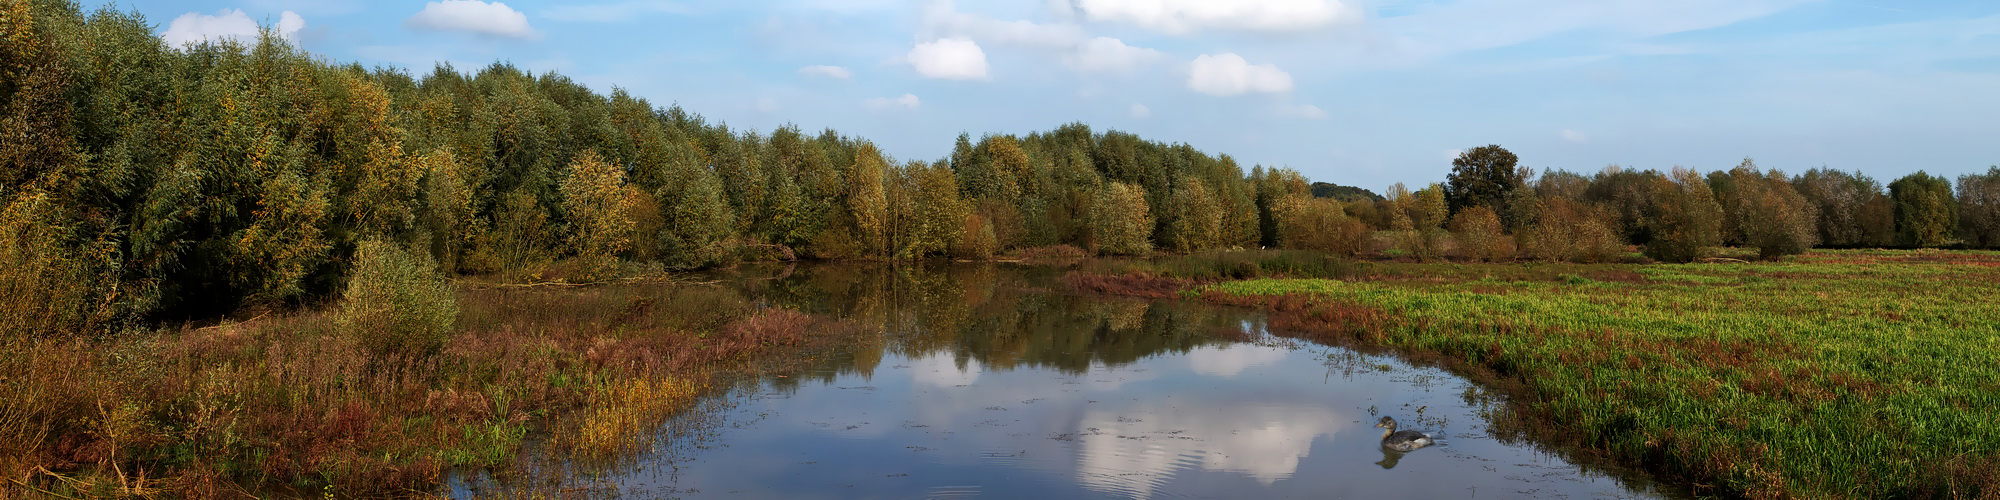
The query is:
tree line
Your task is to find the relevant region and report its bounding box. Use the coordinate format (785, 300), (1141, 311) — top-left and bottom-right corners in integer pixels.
(4, 1), (1999, 336)
(1357, 144), (2000, 264)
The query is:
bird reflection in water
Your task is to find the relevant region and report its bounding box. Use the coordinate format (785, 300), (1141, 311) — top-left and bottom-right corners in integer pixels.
(1375, 449), (1407, 469)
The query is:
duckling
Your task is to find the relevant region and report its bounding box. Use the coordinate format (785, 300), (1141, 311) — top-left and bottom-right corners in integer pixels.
(1374, 416), (1434, 452)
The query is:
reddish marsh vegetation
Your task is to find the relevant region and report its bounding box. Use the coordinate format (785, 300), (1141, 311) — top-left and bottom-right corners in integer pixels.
(0, 283), (858, 498)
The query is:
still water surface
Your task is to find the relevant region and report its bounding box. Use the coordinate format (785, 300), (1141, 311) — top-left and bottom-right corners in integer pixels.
(523, 264), (1677, 499)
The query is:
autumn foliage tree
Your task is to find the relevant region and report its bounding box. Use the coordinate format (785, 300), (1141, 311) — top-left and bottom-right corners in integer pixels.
(559, 150), (636, 279)
(1091, 182), (1154, 255)
(1723, 162), (1817, 259)
(1956, 167), (2000, 248)
(1642, 168), (1724, 263)
(1449, 205), (1513, 262)
(1274, 195), (1368, 255)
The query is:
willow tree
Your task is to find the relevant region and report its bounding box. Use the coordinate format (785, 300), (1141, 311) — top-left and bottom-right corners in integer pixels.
(558, 150), (634, 279)
(888, 160), (968, 260)
(1275, 195), (1367, 255)
(1956, 167), (2000, 248)
(1162, 175), (1224, 252)
(848, 142), (889, 257)
(1643, 168), (1723, 263)
(1793, 168), (1892, 248)
(1091, 182), (1153, 255)
(1449, 205), (1513, 262)
(1726, 165), (1816, 259)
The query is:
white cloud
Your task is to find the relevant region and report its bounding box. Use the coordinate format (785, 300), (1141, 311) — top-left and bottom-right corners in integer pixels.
(1129, 103), (1151, 119)
(407, 0), (539, 39)
(865, 93), (923, 110)
(160, 9), (305, 47)
(1187, 53), (1294, 96)
(756, 97), (781, 113)
(799, 65), (854, 79)
(1560, 129), (1588, 142)
(922, 0), (1086, 50)
(1066, 37), (1162, 74)
(1073, 0), (1355, 34)
(907, 38), (990, 80)
(1287, 104), (1329, 119)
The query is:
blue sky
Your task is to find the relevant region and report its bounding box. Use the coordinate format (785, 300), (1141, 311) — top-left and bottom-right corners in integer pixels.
(133, 0), (2000, 191)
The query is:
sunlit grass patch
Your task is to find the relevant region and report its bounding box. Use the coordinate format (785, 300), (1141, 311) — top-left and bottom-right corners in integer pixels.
(1198, 250), (2000, 499)
(568, 377), (705, 462)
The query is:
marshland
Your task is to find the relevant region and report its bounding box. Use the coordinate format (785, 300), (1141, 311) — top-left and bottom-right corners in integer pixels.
(5, 1), (2000, 499)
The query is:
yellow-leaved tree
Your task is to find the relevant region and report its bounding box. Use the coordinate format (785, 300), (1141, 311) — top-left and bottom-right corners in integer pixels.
(559, 150), (636, 280)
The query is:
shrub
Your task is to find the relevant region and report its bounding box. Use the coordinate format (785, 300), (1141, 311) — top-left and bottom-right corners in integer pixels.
(336, 240), (459, 358)
(1727, 165), (1817, 259)
(1274, 195), (1369, 256)
(1520, 198), (1625, 263)
(1642, 168), (1723, 263)
(1449, 205), (1515, 262)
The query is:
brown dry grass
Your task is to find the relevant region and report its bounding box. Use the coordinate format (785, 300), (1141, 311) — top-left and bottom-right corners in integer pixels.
(0, 282), (861, 498)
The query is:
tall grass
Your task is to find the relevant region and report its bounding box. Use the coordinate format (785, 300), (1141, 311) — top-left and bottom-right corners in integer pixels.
(0, 280), (860, 497)
(1199, 249), (2000, 499)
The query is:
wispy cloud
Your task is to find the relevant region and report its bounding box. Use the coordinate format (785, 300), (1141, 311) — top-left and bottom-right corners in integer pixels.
(799, 65), (854, 79)
(865, 93), (923, 110)
(1068, 0), (1358, 34)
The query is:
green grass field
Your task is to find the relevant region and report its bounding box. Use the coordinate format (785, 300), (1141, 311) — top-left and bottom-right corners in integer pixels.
(1195, 249), (2000, 499)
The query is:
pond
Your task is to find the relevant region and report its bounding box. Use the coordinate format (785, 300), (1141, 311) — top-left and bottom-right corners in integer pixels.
(470, 264), (1679, 499)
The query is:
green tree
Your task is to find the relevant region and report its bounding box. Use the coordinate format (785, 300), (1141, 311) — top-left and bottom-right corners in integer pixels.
(1888, 171), (1957, 247)
(558, 150), (635, 279)
(1642, 168), (1723, 263)
(1274, 195), (1367, 255)
(1445, 145), (1524, 223)
(1725, 164), (1817, 259)
(1163, 175), (1224, 252)
(1091, 182), (1154, 255)
(848, 142), (890, 257)
(888, 160), (968, 260)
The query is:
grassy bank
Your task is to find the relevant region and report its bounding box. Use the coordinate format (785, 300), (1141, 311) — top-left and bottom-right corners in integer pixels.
(1088, 249), (1999, 498)
(0, 280), (859, 498)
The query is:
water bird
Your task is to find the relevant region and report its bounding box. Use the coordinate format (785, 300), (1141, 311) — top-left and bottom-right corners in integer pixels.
(1374, 416), (1435, 452)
